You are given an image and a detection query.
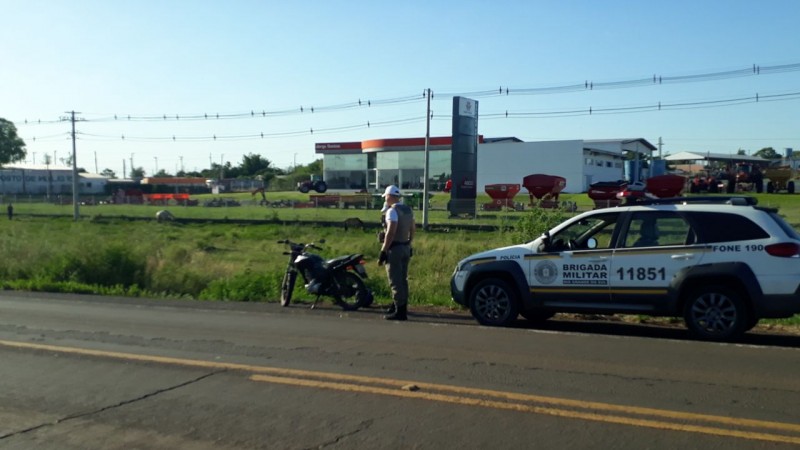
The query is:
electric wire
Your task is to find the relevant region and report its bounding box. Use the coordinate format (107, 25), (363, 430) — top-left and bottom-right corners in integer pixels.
(75, 116), (426, 143)
(14, 61), (799, 126)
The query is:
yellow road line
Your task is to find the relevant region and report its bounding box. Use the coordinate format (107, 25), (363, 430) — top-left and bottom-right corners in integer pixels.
(250, 374), (800, 446)
(2, 339), (799, 442)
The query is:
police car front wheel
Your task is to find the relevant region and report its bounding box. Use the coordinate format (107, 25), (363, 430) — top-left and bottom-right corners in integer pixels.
(469, 278), (520, 327)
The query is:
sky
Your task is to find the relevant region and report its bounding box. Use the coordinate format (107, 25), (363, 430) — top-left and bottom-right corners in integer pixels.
(2, 0), (799, 176)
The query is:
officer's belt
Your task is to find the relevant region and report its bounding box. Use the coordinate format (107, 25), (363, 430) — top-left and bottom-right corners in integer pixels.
(390, 241), (410, 248)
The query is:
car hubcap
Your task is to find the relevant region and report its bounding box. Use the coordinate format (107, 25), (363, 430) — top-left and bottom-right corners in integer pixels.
(691, 293), (737, 334)
(476, 285), (510, 321)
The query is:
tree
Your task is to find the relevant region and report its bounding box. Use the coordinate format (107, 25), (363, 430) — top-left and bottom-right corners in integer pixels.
(152, 169), (172, 177)
(753, 147), (781, 160)
(239, 153), (272, 177)
(130, 167), (145, 178)
(0, 118), (27, 166)
(100, 168), (116, 178)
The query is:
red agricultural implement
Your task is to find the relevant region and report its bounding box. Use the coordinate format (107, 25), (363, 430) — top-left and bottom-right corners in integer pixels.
(482, 184), (521, 211)
(523, 174), (566, 208)
(588, 180), (627, 208)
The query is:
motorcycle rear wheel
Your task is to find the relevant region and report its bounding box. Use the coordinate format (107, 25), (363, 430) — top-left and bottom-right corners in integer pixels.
(281, 270), (297, 306)
(333, 271), (369, 311)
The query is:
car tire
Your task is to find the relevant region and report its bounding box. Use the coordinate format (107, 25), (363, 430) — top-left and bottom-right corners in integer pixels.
(469, 278), (519, 327)
(683, 285), (747, 341)
(520, 309), (555, 324)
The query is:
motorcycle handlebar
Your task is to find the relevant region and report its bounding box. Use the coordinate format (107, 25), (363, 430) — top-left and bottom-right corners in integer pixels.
(278, 239), (324, 252)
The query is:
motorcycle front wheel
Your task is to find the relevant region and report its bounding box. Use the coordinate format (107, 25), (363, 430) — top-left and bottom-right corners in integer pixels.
(281, 270), (297, 306)
(333, 271), (369, 311)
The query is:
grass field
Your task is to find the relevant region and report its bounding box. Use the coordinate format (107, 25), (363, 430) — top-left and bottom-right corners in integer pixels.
(2, 190), (799, 328)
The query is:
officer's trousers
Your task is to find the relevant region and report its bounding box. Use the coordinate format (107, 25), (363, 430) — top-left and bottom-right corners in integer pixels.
(385, 244), (411, 308)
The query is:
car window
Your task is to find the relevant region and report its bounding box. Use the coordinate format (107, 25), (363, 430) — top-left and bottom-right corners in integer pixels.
(623, 212), (693, 248)
(687, 212), (769, 243)
(548, 213), (620, 251)
(767, 211), (800, 240)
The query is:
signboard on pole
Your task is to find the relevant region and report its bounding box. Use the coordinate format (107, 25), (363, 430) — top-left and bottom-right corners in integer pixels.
(449, 97), (478, 216)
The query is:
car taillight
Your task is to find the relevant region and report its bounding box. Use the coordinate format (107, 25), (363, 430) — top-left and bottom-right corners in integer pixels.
(765, 242), (800, 257)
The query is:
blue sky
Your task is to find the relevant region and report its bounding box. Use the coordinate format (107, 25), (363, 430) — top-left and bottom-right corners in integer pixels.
(2, 0), (799, 176)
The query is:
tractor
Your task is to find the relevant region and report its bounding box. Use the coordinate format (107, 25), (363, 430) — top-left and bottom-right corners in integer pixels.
(297, 177), (328, 194)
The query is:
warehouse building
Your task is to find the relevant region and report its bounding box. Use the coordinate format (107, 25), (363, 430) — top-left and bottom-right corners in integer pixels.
(0, 164), (108, 195)
(315, 137), (656, 194)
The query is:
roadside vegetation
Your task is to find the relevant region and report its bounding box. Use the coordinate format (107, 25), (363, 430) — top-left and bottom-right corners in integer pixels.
(1, 191), (799, 329)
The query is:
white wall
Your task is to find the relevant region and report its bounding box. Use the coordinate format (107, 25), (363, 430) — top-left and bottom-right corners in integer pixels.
(0, 169), (107, 195)
(477, 140), (586, 194)
(582, 152), (626, 188)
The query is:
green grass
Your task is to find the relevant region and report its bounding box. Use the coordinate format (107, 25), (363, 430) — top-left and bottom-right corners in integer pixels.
(2, 190), (799, 328)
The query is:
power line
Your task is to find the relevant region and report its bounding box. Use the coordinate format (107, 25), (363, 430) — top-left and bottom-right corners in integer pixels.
(62, 90), (800, 144)
(13, 61), (799, 126)
(75, 116), (426, 143)
(472, 91), (800, 119)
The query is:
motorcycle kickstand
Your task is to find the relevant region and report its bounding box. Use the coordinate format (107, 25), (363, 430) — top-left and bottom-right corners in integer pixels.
(310, 295), (322, 310)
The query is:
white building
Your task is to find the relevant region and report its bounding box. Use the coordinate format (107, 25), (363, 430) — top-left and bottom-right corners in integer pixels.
(0, 164), (108, 195)
(315, 137), (656, 194)
(478, 139), (655, 193)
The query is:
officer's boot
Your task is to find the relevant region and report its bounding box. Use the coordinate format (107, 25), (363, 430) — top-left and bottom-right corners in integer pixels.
(384, 305), (407, 321)
(385, 303), (396, 315)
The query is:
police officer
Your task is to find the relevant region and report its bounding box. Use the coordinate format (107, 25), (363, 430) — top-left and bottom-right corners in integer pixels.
(378, 185), (415, 321)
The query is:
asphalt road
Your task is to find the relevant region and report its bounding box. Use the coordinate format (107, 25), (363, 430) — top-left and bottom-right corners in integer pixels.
(1, 292), (799, 449)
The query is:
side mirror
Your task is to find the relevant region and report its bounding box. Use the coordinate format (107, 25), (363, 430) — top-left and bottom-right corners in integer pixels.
(587, 237), (598, 249)
(538, 231), (551, 252)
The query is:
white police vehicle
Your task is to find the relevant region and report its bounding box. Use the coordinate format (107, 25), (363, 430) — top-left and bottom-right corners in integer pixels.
(450, 196), (800, 340)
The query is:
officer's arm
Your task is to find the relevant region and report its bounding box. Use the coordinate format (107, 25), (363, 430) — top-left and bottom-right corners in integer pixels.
(381, 220), (397, 253)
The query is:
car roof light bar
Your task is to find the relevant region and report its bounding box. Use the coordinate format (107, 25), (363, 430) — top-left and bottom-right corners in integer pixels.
(627, 196), (758, 206)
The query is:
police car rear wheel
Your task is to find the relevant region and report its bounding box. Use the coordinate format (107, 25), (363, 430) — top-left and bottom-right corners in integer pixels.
(683, 285), (747, 341)
(469, 278), (519, 327)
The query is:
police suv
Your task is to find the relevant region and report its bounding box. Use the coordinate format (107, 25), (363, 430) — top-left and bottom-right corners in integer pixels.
(450, 196), (800, 340)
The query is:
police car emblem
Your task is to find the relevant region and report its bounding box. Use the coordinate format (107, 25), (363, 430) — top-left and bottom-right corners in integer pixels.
(534, 260), (558, 284)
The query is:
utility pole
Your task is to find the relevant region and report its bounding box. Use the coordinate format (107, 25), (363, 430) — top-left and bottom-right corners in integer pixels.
(154, 156), (158, 175)
(179, 156), (184, 173)
(130, 153), (135, 178)
(658, 137), (663, 159)
(422, 88), (432, 231)
(94, 151), (98, 174)
(32, 152), (36, 165)
(67, 110), (80, 221)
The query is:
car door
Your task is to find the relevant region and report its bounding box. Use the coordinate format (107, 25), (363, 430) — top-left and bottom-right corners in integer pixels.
(608, 210), (703, 313)
(528, 211), (621, 308)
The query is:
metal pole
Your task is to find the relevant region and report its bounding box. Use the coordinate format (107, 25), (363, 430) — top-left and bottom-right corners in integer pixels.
(422, 88), (431, 231)
(70, 111), (80, 221)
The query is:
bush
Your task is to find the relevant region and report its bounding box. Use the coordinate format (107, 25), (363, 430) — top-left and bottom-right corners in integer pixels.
(45, 244), (147, 288)
(508, 206), (570, 244)
(198, 270), (279, 302)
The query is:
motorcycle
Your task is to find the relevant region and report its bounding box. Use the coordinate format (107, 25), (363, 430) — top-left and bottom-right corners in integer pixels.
(278, 239), (373, 310)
